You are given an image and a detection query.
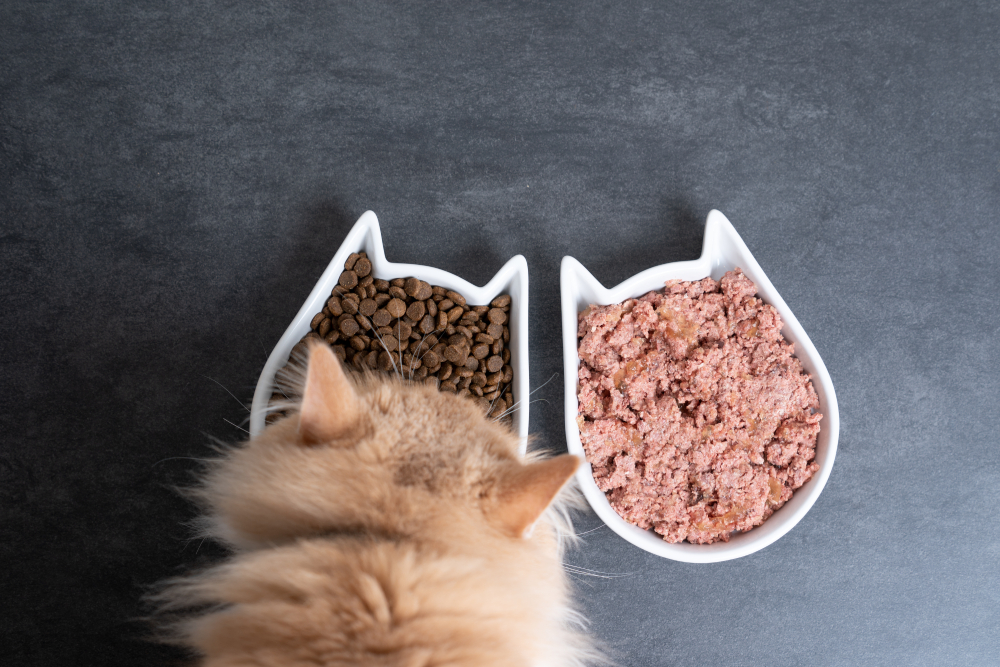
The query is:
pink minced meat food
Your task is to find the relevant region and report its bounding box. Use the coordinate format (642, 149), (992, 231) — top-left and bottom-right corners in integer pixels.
(577, 269), (821, 544)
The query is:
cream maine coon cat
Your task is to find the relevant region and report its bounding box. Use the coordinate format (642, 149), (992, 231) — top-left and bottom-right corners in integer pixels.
(155, 342), (596, 666)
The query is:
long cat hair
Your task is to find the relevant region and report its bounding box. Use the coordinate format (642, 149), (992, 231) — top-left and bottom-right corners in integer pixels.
(153, 341), (597, 666)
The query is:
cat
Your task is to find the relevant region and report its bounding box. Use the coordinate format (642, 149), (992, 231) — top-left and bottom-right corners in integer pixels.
(153, 341), (597, 666)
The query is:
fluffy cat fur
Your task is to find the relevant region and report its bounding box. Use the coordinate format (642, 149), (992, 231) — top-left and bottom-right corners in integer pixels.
(154, 342), (597, 666)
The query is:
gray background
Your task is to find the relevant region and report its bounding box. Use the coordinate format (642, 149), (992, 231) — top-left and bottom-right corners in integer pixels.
(2, 0), (998, 665)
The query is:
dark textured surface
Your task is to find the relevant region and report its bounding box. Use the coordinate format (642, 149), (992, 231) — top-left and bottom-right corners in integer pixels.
(2, 1), (998, 665)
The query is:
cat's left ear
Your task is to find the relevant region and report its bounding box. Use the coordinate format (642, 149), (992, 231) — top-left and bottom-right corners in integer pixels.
(489, 454), (581, 539)
(298, 342), (360, 445)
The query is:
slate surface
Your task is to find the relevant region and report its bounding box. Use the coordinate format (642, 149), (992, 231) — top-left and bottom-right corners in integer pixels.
(2, 1), (998, 665)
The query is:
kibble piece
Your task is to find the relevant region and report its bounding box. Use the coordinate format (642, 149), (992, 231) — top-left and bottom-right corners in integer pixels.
(472, 344), (490, 359)
(490, 294), (511, 308)
(447, 307), (464, 324)
(339, 314), (360, 337)
(374, 293), (390, 307)
(502, 348), (510, 363)
(464, 357), (479, 371)
(439, 361), (453, 381)
(349, 336), (367, 351)
(406, 301), (426, 321)
(502, 365), (513, 383)
(414, 281), (433, 300)
(324, 331), (340, 345)
(374, 278), (390, 291)
(404, 278), (422, 298)
(377, 351), (395, 372)
(354, 257), (372, 277)
(487, 308), (507, 325)
(339, 270), (359, 289)
(327, 296), (344, 316)
(318, 318), (332, 337)
(310, 312), (326, 330)
(355, 314), (372, 331)
(492, 339), (502, 355)
(444, 345), (468, 366)
(437, 311), (449, 330)
(446, 290), (467, 307)
(475, 333), (494, 344)
(420, 314), (436, 334)
(388, 285), (407, 300)
(503, 325), (509, 343)
(395, 320), (413, 340)
(372, 308), (392, 327)
(342, 296), (359, 315)
(455, 325), (473, 340)
(381, 334), (399, 352)
(472, 385), (484, 397)
(359, 298), (377, 317)
(486, 355), (503, 373)
(426, 299), (438, 317)
(472, 371), (487, 387)
(421, 350), (440, 369)
(359, 274), (374, 287)
(344, 253), (360, 270)
(487, 323), (503, 339)
(386, 298), (407, 319)
(390, 278), (406, 288)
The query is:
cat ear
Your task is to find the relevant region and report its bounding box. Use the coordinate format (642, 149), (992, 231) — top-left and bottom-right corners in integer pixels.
(298, 343), (360, 445)
(489, 454), (581, 539)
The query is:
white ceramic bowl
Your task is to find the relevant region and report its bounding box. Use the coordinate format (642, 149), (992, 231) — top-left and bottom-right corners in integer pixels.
(561, 210), (839, 563)
(250, 211), (531, 454)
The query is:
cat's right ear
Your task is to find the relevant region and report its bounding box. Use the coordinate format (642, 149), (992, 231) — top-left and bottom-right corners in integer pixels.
(298, 343), (360, 445)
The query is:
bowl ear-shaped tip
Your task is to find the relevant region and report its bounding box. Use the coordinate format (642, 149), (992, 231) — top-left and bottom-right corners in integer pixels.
(298, 342), (360, 445)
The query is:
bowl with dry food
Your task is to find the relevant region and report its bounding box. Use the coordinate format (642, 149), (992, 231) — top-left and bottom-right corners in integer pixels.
(250, 211), (529, 452)
(560, 210), (839, 563)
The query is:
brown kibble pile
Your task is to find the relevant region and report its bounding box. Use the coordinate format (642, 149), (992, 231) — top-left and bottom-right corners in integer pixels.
(268, 251), (515, 425)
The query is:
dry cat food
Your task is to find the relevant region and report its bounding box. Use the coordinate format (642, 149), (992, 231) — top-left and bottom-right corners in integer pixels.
(576, 268), (821, 544)
(268, 251), (514, 424)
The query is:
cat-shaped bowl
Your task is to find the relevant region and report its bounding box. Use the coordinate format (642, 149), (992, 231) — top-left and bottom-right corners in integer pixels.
(250, 211), (531, 453)
(560, 210), (839, 563)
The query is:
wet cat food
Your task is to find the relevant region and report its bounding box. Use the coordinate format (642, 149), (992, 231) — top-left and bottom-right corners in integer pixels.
(269, 252), (514, 424)
(576, 269), (821, 544)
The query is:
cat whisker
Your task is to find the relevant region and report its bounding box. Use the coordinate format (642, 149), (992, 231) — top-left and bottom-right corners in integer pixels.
(563, 564), (633, 579)
(494, 397), (549, 422)
(492, 372), (559, 422)
(572, 524), (608, 537)
(202, 376), (251, 413)
(407, 330), (440, 382)
(355, 313), (402, 378)
(564, 571), (597, 588)
(222, 418), (251, 435)
(151, 456), (212, 467)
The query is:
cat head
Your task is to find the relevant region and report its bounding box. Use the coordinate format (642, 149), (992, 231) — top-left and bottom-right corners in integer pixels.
(195, 342), (580, 551)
